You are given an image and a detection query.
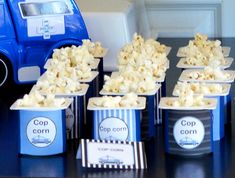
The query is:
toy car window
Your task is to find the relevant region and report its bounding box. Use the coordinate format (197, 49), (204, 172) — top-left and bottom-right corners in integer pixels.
(19, 1), (72, 18)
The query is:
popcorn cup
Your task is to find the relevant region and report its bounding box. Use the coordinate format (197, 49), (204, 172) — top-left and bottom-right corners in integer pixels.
(91, 58), (103, 96)
(78, 71), (99, 138)
(176, 57), (234, 70)
(44, 58), (101, 70)
(177, 46), (231, 58)
(66, 94), (86, 139)
(35, 71), (99, 139)
(166, 47), (172, 56)
(100, 84), (161, 140)
(111, 71), (166, 125)
(156, 74), (167, 125)
(96, 57), (104, 94)
(31, 84), (89, 140)
(173, 83), (231, 141)
(178, 69), (235, 83)
(87, 97), (146, 141)
(201, 88), (231, 141)
(10, 98), (73, 156)
(178, 68), (235, 125)
(224, 94), (232, 124)
(54, 86), (89, 140)
(93, 48), (108, 92)
(159, 97), (217, 155)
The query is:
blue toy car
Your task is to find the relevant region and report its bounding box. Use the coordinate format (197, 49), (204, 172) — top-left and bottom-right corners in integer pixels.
(0, 0), (89, 86)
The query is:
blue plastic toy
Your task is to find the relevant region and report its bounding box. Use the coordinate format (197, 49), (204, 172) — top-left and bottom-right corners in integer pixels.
(0, 0), (89, 86)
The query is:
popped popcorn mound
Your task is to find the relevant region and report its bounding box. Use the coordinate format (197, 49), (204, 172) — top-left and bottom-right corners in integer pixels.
(174, 81), (224, 95)
(15, 91), (67, 107)
(45, 63), (92, 80)
(102, 71), (156, 94)
(82, 39), (106, 57)
(33, 74), (83, 94)
(100, 33), (167, 95)
(117, 33), (169, 79)
(188, 67), (230, 81)
(52, 45), (96, 67)
(43, 45), (98, 84)
(166, 82), (210, 107)
(181, 33), (226, 67)
(92, 93), (139, 108)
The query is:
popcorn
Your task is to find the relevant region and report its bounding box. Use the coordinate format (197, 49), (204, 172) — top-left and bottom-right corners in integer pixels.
(34, 75), (83, 94)
(102, 71), (156, 93)
(70, 46), (96, 67)
(119, 56), (168, 80)
(44, 60), (92, 81)
(92, 93), (139, 108)
(166, 95), (207, 107)
(44, 44), (97, 89)
(101, 33), (167, 95)
(145, 38), (167, 54)
(166, 89), (207, 107)
(15, 91), (67, 107)
(117, 33), (169, 79)
(174, 81), (224, 95)
(167, 79), (224, 107)
(51, 45), (97, 68)
(119, 93), (138, 107)
(82, 39), (106, 57)
(188, 67), (230, 80)
(181, 33), (226, 67)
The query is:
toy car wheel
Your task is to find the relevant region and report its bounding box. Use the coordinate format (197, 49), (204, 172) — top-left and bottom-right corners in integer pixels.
(0, 58), (8, 87)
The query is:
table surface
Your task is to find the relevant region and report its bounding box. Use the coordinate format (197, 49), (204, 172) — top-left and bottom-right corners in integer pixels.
(1, 38), (235, 178)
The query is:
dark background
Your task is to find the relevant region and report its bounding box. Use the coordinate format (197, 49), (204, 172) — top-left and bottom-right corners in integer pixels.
(0, 38), (234, 178)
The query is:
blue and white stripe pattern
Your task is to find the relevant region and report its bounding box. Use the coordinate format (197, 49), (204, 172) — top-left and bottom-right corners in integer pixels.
(93, 109), (140, 141)
(67, 96), (85, 139)
(81, 139), (147, 169)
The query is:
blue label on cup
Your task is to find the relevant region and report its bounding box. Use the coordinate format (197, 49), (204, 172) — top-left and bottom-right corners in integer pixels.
(26, 117), (56, 148)
(173, 116), (205, 149)
(98, 117), (129, 141)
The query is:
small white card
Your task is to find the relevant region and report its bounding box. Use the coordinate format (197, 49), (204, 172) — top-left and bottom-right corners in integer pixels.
(81, 139), (147, 169)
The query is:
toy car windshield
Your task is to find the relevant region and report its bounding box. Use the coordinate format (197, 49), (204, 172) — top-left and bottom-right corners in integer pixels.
(19, 1), (72, 18)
